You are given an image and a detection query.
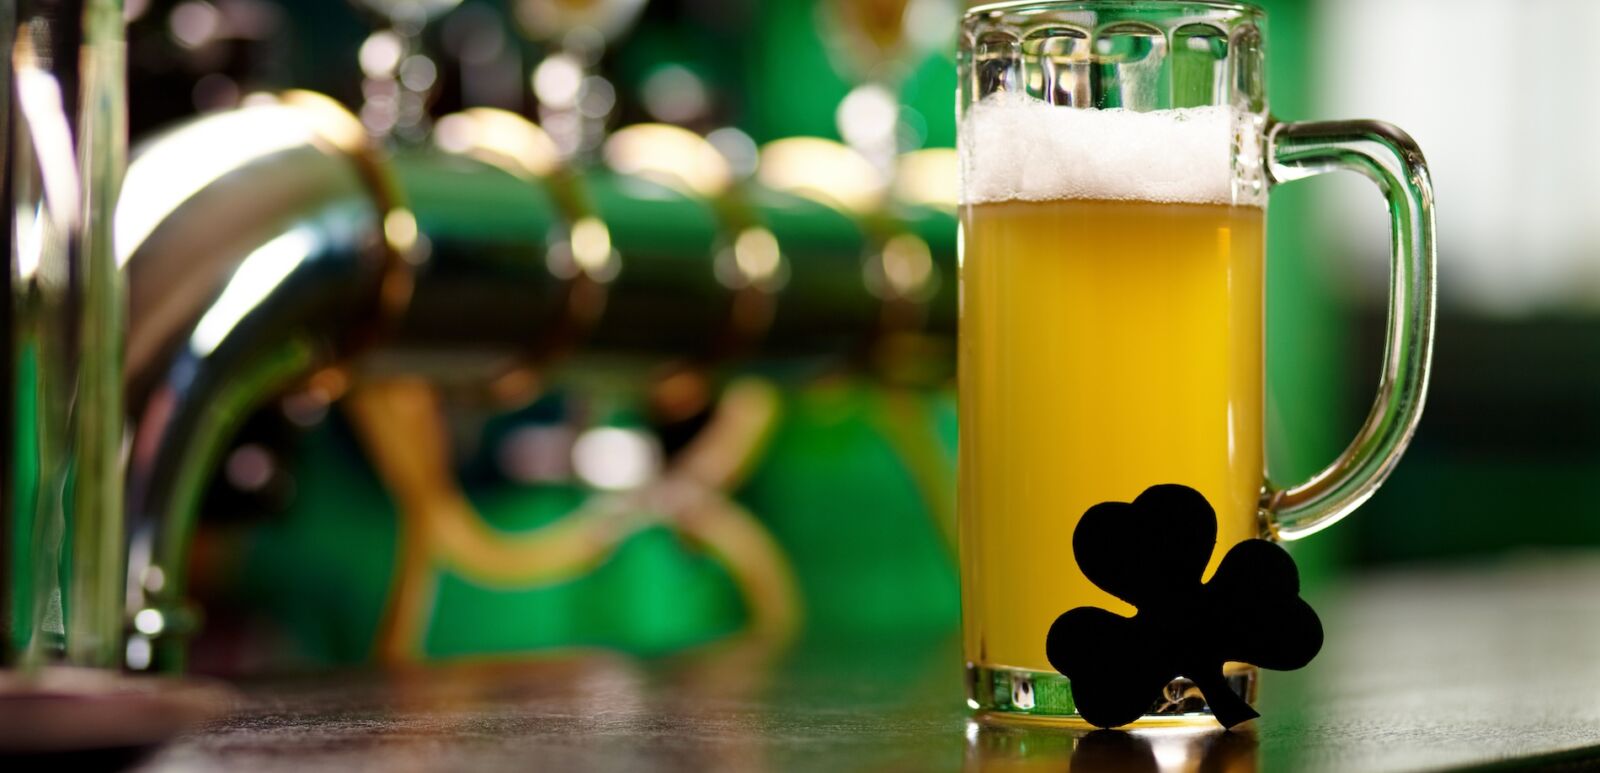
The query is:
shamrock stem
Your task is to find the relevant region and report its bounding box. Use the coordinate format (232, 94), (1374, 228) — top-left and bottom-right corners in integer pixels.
(1195, 670), (1259, 729)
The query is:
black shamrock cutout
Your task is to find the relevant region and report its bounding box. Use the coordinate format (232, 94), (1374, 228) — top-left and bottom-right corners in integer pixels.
(1045, 483), (1322, 729)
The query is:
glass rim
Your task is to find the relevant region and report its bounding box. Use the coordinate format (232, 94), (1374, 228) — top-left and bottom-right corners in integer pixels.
(964, 0), (1264, 19)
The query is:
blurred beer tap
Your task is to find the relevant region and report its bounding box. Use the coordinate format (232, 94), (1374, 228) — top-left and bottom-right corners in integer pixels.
(120, 91), (412, 670)
(114, 0), (967, 673)
(755, 134), (955, 377)
(751, 1), (965, 550)
(118, 86), (954, 669)
(598, 122), (782, 428)
(728, 0), (961, 375)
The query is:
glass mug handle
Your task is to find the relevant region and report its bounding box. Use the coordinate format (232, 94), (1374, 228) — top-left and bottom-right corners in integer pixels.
(1261, 119), (1437, 541)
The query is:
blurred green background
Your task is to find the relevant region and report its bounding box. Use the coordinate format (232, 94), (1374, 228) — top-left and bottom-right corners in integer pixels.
(67, 0), (1591, 671)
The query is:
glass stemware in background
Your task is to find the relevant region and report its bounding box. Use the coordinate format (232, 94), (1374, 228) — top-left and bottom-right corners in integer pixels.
(819, 0), (957, 176)
(348, 0), (463, 141)
(516, 0), (647, 159)
(5, 0), (127, 671)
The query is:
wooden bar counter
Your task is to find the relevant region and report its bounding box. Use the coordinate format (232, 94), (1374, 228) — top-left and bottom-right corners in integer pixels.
(133, 556), (1600, 772)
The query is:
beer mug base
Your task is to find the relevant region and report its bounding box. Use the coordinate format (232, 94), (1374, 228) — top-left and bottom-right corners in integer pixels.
(965, 664), (1258, 727)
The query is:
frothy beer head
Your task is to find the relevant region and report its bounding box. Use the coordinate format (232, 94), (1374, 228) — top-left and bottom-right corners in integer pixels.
(959, 93), (1245, 207)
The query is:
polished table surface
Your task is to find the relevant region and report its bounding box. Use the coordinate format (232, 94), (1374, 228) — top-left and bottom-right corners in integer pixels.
(136, 556), (1600, 773)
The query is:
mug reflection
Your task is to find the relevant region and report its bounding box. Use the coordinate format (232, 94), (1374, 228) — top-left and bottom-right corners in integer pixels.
(965, 719), (1256, 773)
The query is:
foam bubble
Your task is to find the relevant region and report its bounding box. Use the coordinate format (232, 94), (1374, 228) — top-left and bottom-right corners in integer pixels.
(959, 93), (1243, 206)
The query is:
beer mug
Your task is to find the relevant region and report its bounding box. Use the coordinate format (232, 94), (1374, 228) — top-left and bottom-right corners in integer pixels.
(957, 1), (1435, 721)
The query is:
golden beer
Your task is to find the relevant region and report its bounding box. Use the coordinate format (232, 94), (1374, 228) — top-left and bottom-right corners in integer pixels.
(958, 197), (1265, 676)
